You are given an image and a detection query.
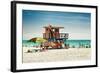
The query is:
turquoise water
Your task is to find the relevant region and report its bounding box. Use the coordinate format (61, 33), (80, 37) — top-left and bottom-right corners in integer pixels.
(22, 40), (91, 48)
(22, 40), (40, 47)
(65, 40), (91, 48)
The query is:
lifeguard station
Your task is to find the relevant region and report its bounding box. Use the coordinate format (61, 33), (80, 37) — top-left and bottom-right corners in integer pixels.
(43, 25), (69, 45)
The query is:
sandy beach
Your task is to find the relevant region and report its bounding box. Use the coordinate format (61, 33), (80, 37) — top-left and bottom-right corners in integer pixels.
(22, 47), (91, 63)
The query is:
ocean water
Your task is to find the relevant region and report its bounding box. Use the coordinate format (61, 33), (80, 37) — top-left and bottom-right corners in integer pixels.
(22, 40), (40, 47)
(65, 40), (91, 48)
(22, 40), (91, 48)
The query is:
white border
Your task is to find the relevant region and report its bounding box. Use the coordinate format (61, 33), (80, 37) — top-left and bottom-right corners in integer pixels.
(16, 3), (96, 70)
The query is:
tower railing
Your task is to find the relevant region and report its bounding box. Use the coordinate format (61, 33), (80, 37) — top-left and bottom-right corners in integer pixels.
(43, 33), (69, 39)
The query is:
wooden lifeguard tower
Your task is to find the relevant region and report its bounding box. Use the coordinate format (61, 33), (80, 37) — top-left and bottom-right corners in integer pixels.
(43, 25), (69, 43)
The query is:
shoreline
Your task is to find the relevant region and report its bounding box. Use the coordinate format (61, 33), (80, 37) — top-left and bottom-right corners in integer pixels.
(22, 47), (91, 63)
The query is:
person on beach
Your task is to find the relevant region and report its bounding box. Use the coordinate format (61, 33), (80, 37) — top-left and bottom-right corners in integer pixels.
(40, 43), (43, 51)
(40, 43), (43, 49)
(43, 42), (49, 51)
(61, 41), (65, 48)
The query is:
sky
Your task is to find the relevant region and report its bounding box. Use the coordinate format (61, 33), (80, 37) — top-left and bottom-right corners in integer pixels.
(22, 10), (91, 40)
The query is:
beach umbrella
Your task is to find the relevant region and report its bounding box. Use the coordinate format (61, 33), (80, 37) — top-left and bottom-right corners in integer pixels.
(28, 37), (47, 43)
(36, 37), (47, 43)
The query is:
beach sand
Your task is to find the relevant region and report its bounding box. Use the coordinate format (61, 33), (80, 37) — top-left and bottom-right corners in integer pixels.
(22, 47), (91, 63)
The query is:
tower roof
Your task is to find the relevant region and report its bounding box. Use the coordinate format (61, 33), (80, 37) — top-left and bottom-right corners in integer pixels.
(43, 25), (64, 29)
